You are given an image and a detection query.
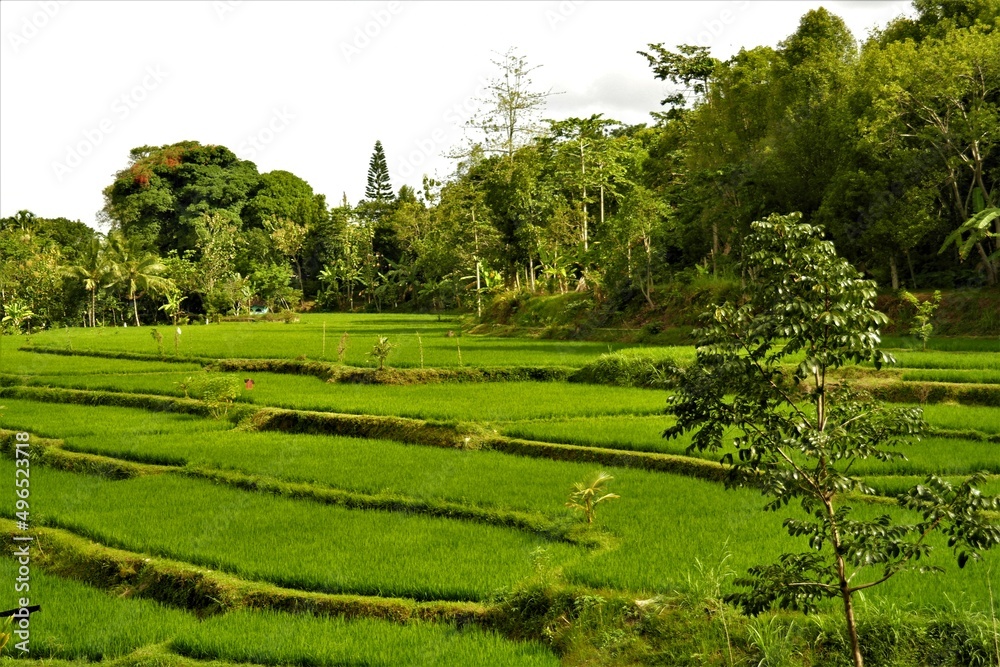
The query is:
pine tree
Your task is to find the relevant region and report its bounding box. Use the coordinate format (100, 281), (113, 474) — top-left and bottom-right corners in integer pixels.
(365, 140), (394, 202)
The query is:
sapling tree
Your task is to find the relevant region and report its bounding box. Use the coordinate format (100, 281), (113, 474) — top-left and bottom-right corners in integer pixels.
(664, 213), (1000, 667)
(900, 290), (941, 350)
(369, 335), (395, 371)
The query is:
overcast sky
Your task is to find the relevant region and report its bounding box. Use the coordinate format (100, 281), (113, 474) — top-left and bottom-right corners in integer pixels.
(0, 0), (915, 228)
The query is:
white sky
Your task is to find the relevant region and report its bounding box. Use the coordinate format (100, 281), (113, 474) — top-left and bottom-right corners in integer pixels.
(0, 0), (915, 228)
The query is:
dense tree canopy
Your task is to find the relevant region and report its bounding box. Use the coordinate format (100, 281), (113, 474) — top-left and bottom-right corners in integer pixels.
(3, 2), (997, 330)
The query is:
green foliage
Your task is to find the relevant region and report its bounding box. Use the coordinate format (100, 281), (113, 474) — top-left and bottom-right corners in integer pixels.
(370, 334), (395, 370)
(365, 140), (395, 203)
(1, 299), (34, 334)
(569, 349), (678, 388)
(149, 328), (164, 356)
(665, 213), (1000, 667)
(565, 471), (619, 524)
(900, 290), (942, 350)
(189, 374), (242, 419)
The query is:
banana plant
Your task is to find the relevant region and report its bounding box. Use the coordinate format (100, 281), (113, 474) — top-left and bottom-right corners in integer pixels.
(566, 471), (620, 524)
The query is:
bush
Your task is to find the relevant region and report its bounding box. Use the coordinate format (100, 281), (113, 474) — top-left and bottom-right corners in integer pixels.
(189, 374), (243, 419)
(569, 349), (678, 389)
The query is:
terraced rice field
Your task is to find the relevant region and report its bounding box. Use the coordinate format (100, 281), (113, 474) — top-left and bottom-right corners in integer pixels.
(1, 318), (998, 664)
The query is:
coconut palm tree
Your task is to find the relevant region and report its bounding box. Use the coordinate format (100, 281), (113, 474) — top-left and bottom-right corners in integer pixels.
(108, 233), (171, 327)
(64, 237), (114, 327)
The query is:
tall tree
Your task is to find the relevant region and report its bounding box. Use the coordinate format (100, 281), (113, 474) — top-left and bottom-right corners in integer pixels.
(365, 140), (394, 202)
(64, 237), (115, 327)
(107, 233), (171, 326)
(467, 47), (553, 165)
(666, 213), (1000, 667)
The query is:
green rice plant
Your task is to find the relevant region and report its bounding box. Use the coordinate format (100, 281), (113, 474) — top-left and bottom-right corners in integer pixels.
(920, 403), (1000, 434)
(20, 313), (669, 368)
(206, 375), (666, 421)
(0, 557), (194, 659)
(4, 393), (1000, 616)
(902, 369), (1000, 384)
(0, 348), (203, 377)
(173, 609), (559, 667)
(0, 461), (581, 602)
(0, 559), (557, 666)
(880, 336), (1000, 353)
(884, 350), (1000, 371)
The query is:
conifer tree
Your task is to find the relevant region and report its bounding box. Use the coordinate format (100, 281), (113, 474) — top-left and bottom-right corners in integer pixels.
(365, 140), (394, 202)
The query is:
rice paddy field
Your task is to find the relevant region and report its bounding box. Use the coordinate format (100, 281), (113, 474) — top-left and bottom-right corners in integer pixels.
(1, 315), (998, 665)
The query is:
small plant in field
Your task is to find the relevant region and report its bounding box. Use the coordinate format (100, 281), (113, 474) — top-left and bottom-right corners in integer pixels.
(173, 327), (181, 354)
(566, 471), (619, 524)
(158, 289), (186, 325)
(369, 335), (395, 370)
(191, 374), (242, 419)
(1, 300), (34, 334)
(902, 290), (942, 350)
(456, 336), (463, 366)
(0, 616), (12, 654)
(747, 615), (799, 667)
(337, 332), (349, 364)
(416, 331), (424, 368)
(175, 376), (193, 398)
(150, 328), (163, 355)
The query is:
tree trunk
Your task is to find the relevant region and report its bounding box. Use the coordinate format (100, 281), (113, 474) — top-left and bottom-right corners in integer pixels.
(712, 222), (719, 276)
(974, 241), (998, 285)
(133, 292), (141, 327)
(599, 184), (605, 231)
(475, 258), (482, 318)
(90, 289), (96, 328)
(581, 143), (588, 251)
(905, 250), (917, 289)
(889, 255), (899, 290)
(529, 257), (535, 292)
(841, 585), (864, 667)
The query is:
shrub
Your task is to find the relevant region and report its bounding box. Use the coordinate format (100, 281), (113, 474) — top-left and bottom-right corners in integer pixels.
(190, 374), (243, 419)
(570, 349), (678, 389)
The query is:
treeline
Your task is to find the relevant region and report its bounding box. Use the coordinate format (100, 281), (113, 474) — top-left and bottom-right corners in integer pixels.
(2, 1), (997, 333)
